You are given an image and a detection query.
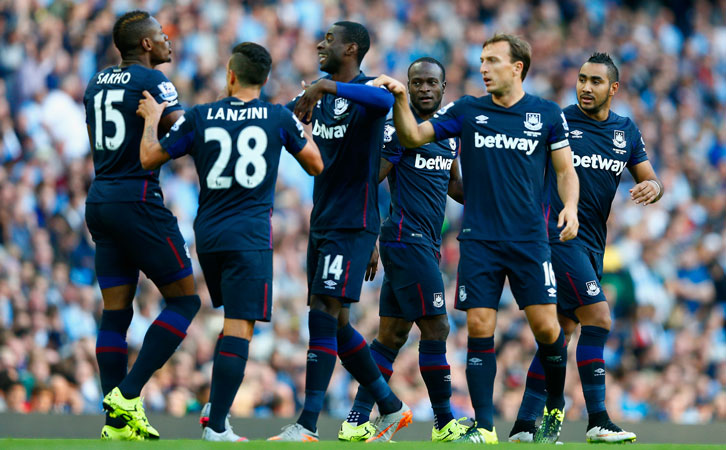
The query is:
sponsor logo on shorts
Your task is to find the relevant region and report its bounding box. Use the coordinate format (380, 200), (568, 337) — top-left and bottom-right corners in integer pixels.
(547, 287), (557, 298)
(586, 281), (601, 296)
(324, 280), (337, 289)
(468, 357), (482, 366)
(433, 292), (444, 308)
(458, 286), (467, 302)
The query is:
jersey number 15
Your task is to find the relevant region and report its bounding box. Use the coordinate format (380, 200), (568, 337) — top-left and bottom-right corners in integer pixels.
(205, 126), (268, 190)
(93, 89), (125, 151)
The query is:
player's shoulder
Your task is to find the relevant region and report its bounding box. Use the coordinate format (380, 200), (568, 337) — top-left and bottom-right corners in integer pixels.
(608, 110), (639, 133)
(524, 93), (562, 115)
(383, 118), (398, 144)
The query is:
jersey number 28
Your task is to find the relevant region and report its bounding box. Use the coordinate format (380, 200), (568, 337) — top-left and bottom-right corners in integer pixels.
(205, 126), (268, 189)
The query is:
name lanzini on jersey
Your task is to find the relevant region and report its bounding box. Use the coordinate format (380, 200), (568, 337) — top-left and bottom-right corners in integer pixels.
(206, 106), (268, 121)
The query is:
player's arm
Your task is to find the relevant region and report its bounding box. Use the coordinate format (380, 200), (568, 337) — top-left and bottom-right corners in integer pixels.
(373, 75), (436, 148)
(628, 161), (663, 205)
(137, 90), (173, 170)
(551, 146), (580, 241)
(378, 158), (394, 183)
(292, 79), (393, 122)
(293, 138), (324, 176)
(447, 158), (464, 204)
(159, 110), (184, 135)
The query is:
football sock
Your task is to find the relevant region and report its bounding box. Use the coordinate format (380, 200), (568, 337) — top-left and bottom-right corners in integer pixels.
(96, 307), (133, 428)
(577, 326), (609, 423)
(212, 331), (223, 359)
(349, 339), (397, 424)
(419, 340), (454, 430)
(337, 323), (401, 415)
(208, 336), (249, 433)
(512, 350), (546, 436)
(297, 309), (338, 433)
(537, 329), (567, 412)
(118, 295), (200, 399)
(466, 336), (496, 431)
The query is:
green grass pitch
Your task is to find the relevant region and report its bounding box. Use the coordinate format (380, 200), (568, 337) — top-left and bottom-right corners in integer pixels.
(0, 441), (722, 449)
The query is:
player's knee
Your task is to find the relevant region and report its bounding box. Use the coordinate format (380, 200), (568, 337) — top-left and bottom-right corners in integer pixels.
(310, 295), (342, 317)
(378, 328), (408, 350)
(167, 294), (201, 320)
(576, 302), (612, 330)
(529, 317), (560, 343)
(419, 315), (450, 341)
(581, 313), (611, 331)
(466, 310), (495, 337)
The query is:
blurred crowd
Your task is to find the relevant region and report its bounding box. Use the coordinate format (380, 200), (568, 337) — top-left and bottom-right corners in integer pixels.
(0, 0), (725, 426)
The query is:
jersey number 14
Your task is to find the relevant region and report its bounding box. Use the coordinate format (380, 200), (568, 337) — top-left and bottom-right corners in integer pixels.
(205, 126), (268, 189)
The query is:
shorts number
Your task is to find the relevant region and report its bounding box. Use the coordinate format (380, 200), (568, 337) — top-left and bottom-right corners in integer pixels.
(205, 125), (268, 189)
(542, 261), (556, 286)
(93, 89), (125, 151)
(322, 254), (344, 280)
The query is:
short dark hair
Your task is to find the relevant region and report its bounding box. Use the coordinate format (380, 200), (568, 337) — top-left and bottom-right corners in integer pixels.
(230, 42), (271, 86)
(483, 33), (531, 80)
(587, 52), (619, 83)
(112, 10), (153, 58)
(333, 21), (370, 64)
(407, 57), (446, 82)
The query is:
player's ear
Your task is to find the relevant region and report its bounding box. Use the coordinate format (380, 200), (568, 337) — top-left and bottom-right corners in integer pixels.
(609, 81), (619, 97)
(140, 36), (153, 52)
(346, 42), (358, 59)
(441, 80), (446, 92)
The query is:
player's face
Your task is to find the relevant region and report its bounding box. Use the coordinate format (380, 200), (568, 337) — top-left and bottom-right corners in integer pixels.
(480, 41), (520, 95)
(147, 17), (172, 65)
(577, 62), (618, 114)
(407, 62), (445, 116)
(317, 25), (347, 73)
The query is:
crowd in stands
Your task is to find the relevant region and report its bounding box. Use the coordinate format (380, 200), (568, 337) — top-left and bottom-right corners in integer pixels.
(0, 0), (725, 424)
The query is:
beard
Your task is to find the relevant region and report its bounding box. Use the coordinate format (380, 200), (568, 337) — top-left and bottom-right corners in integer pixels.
(579, 95), (609, 114)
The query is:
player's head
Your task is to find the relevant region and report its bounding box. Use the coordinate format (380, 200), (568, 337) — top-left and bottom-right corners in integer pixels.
(226, 42), (271, 94)
(577, 52), (620, 115)
(480, 33), (531, 95)
(407, 57), (446, 117)
(317, 21), (370, 73)
(112, 10), (171, 66)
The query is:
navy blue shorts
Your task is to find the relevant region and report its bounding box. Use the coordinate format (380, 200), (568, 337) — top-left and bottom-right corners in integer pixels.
(307, 229), (378, 303)
(198, 250), (272, 322)
(85, 202), (192, 289)
(550, 240), (606, 322)
(379, 242), (446, 321)
(455, 240), (557, 311)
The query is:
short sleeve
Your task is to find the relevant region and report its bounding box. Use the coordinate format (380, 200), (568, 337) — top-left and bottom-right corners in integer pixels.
(429, 98), (467, 140)
(279, 107), (307, 155)
(148, 71), (183, 116)
(381, 122), (403, 164)
(159, 109), (195, 159)
(548, 106), (570, 151)
(627, 125), (649, 167)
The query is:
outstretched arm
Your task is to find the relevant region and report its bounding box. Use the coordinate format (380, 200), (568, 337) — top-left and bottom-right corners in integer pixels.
(372, 75), (436, 148)
(628, 160), (663, 205)
(292, 79), (393, 123)
(136, 90), (172, 170)
(550, 146), (579, 241)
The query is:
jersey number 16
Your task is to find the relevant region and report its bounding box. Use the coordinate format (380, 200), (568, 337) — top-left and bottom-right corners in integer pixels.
(205, 125), (268, 190)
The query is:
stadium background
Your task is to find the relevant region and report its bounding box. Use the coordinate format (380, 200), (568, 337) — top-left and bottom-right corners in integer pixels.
(0, 0), (725, 432)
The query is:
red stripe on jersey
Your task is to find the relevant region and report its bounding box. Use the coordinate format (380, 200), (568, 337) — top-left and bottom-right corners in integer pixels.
(397, 210), (405, 241)
(417, 283), (426, 315)
(565, 272), (584, 305)
(341, 261), (351, 297)
(166, 237), (185, 268)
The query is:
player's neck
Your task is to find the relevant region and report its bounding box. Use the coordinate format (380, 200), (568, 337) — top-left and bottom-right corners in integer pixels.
(229, 85), (262, 102)
(330, 64), (361, 83)
(412, 105), (435, 121)
(490, 84), (525, 108)
(119, 53), (153, 69)
(577, 104), (610, 122)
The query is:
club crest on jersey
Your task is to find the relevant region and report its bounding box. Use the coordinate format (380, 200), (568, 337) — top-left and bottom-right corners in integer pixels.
(612, 130), (627, 153)
(524, 112), (543, 131)
(333, 97), (349, 117)
(157, 81), (178, 102)
(384, 124), (395, 143)
(586, 281), (601, 296)
(448, 138), (457, 152)
(433, 292), (444, 308)
(570, 129), (583, 139)
(458, 285), (467, 302)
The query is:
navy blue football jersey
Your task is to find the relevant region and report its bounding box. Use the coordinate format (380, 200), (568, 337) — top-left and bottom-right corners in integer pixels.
(429, 94), (570, 242)
(380, 115), (459, 249)
(84, 64), (182, 204)
(287, 73), (387, 232)
(545, 105), (648, 252)
(159, 97), (307, 252)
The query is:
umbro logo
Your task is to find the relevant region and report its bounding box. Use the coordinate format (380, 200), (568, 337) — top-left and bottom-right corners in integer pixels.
(548, 287), (557, 297)
(546, 355), (563, 363)
(324, 279), (337, 289)
(468, 357), (482, 366)
(570, 129), (583, 138)
(307, 352), (317, 362)
(476, 115), (489, 124)
(594, 368), (605, 376)
(444, 374), (452, 382)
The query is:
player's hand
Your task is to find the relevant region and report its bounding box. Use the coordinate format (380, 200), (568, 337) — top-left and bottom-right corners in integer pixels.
(365, 244), (379, 281)
(630, 180), (658, 205)
(372, 75), (406, 98)
(136, 90), (167, 121)
(293, 79), (335, 123)
(558, 204), (579, 241)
